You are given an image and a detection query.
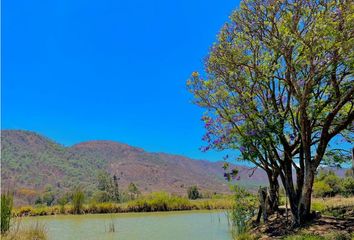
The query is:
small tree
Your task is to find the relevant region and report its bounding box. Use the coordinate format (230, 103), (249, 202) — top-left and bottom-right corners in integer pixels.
(128, 182), (140, 200)
(42, 185), (55, 206)
(96, 171), (121, 203)
(187, 186), (200, 200)
(1, 193), (13, 234)
(111, 175), (120, 202)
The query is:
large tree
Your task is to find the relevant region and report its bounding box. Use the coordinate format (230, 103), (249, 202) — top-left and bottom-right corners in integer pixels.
(188, 0), (353, 225)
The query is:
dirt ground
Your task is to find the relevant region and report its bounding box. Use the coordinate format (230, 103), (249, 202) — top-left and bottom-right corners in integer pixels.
(250, 213), (354, 239)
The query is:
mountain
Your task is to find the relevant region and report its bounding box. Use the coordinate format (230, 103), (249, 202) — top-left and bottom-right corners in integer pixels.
(1, 130), (268, 204)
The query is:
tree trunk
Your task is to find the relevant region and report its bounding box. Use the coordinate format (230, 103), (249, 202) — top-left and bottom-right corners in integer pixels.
(267, 173), (279, 212)
(298, 166), (315, 222)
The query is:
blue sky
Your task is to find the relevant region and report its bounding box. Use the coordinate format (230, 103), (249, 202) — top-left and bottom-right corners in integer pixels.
(2, 0), (241, 161)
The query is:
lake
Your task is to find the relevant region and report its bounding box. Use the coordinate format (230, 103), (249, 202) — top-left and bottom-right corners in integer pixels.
(21, 210), (232, 240)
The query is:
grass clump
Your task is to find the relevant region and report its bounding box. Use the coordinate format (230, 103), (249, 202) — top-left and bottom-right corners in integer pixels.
(72, 188), (85, 214)
(2, 222), (47, 240)
(1, 193), (14, 234)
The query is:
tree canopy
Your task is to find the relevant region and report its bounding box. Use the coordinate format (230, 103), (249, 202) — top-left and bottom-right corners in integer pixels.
(188, 0), (353, 225)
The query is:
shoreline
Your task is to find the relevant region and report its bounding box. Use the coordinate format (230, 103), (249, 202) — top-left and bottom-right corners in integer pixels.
(14, 198), (234, 217)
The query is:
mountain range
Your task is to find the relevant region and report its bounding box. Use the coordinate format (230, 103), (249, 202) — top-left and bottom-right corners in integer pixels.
(1, 130), (267, 198)
(1, 130), (348, 204)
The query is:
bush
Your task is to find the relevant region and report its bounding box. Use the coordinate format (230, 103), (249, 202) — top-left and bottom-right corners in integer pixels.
(229, 186), (257, 238)
(313, 181), (332, 198)
(313, 171), (342, 197)
(340, 177), (354, 197)
(127, 192), (191, 212)
(1, 193), (13, 234)
(187, 186), (200, 200)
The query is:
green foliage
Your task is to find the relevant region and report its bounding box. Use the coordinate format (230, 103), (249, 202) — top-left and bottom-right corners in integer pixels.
(187, 186), (201, 200)
(34, 196), (43, 205)
(95, 171), (120, 203)
(229, 186), (257, 238)
(1, 193), (13, 234)
(57, 193), (70, 213)
(127, 192), (191, 212)
(127, 182), (140, 200)
(340, 177), (354, 197)
(187, 0), (354, 224)
(72, 188), (85, 214)
(313, 181), (332, 198)
(42, 185), (55, 206)
(313, 170), (354, 197)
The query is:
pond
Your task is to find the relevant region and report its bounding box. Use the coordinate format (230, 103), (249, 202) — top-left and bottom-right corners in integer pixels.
(21, 210), (232, 240)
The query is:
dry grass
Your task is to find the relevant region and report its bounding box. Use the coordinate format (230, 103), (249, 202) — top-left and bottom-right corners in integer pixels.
(312, 196), (354, 218)
(1, 220), (47, 240)
(312, 196), (354, 209)
(13, 193), (234, 217)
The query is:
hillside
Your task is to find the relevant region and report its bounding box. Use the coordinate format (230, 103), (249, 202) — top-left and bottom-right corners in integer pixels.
(1, 130), (269, 202)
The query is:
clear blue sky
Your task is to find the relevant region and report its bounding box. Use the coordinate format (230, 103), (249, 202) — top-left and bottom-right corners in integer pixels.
(2, 0), (240, 161)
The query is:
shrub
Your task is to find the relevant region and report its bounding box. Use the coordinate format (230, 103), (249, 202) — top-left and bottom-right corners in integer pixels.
(187, 186), (200, 200)
(229, 186), (257, 238)
(313, 181), (332, 198)
(340, 177), (354, 197)
(1, 193), (13, 234)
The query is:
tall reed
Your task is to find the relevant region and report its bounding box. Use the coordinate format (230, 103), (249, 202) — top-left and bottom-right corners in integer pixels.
(1, 193), (13, 234)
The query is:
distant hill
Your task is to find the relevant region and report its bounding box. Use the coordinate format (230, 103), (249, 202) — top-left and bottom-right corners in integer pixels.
(1, 130), (348, 205)
(1, 130), (268, 204)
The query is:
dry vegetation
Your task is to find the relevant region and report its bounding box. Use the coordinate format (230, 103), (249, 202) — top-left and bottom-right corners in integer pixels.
(1, 221), (47, 240)
(13, 193), (234, 217)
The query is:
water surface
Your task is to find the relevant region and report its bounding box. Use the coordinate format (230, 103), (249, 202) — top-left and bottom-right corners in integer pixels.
(23, 210), (231, 240)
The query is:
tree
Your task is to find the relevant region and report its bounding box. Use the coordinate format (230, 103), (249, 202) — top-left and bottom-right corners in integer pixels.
(17, 188), (38, 205)
(95, 171), (120, 203)
(112, 175), (120, 202)
(128, 182), (140, 200)
(187, 186), (201, 200)
(188, 0), (353, 225)
(42, 185), (55, 206)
